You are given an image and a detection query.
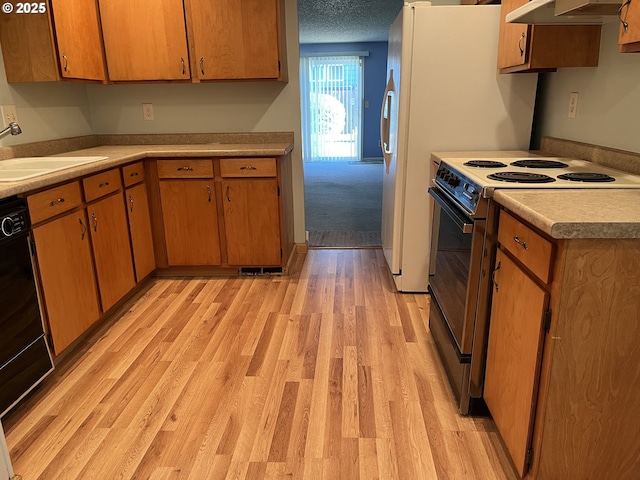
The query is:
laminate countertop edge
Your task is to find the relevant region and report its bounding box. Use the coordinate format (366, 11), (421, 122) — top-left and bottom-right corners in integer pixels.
(0, 143), (293, 199)
(493, 189), (640, 239)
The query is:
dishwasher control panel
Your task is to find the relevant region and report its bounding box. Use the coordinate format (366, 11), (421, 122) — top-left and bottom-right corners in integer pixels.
(0, 198), (29, 240)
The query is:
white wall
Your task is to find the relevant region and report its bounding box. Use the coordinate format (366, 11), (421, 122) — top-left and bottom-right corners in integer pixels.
(0, 48), (93, 146)
(537, 21), (640, 153)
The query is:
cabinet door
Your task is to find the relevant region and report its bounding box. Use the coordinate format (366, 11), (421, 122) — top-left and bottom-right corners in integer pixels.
(187, 0), (281, 80)
(50, 0), (105, 81)
(33, 211), (100, 355)
(125, 183), (156, 282)
(619, 0), (640, 52)
(497, 0), (530, 70)
(222, 178), (281, 266)
(87, 194), (136, 312)
(484, 249), (548, 477)
(159, 180), (221, 265)
(98, 0), (190, 80)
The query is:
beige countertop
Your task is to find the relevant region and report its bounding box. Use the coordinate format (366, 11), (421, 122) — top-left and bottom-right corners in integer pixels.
(493, 189), (640, 239)
(0, 142), (293, 199)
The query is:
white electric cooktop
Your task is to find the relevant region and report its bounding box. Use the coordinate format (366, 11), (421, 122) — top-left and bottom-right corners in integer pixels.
(440, 156), (640, 196)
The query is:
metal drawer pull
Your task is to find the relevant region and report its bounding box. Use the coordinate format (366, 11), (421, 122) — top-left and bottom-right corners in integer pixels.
(226, 185), (231, 202)
(130, 171), (139, 177)
(128, 194), (134, 213)
(62, 53), (68, 72)
(240, 165), (257, 171)
(492, 261), (501, 292)
(79, 217), (87, 240)
(518, 32), (525, 56)
(181, 57), (186, 75)
(49, 197), (65, 207)
(513, 235), (528, 250)
(207, 185), (212, 203)
(177, 166), (194, 171)
(200, 57), (205, 75)
(91, 212), (98, 232)
(99, 181), (110, 188)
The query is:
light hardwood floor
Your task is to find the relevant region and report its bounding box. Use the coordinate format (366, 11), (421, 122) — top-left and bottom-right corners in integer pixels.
(4, 249), (517, 479)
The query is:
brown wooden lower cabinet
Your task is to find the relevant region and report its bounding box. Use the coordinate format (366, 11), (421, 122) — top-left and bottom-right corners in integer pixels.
(159, 179), (221, 266)
(485, 209), (640, 479)
(32, 210), (100, 355)
(222, 177), (281, 266)
(125, 182), (156, 281)
(86, 193), (136, 311)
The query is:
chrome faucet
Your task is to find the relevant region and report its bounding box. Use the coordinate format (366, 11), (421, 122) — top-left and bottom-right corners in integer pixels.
(0, 122), (22, 139)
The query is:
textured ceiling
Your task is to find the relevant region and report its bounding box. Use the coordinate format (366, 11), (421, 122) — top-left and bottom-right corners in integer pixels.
(298, 0), (404, 44)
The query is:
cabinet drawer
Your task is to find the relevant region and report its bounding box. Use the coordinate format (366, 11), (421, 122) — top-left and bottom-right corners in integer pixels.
(83, 168), (122, 202)
(220, 158), (277, 178)
(122, 162), (145, 187)
(157, 160), (213, 179)
(498, 210), (553, 284)
(27, 181), (83, 224)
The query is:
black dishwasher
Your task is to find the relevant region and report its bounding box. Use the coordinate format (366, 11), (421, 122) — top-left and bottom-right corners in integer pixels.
(0, 197), (54, 417)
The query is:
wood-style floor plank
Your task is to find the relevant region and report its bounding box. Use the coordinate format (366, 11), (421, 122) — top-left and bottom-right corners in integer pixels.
(3, 249), (517, 479)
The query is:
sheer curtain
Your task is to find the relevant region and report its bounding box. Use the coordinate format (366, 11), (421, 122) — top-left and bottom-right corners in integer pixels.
(299, 54), (364, 162)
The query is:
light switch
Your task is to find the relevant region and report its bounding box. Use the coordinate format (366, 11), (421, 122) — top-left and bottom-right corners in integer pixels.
(142, 103), (154, 121)
(568, 92), (578, 119)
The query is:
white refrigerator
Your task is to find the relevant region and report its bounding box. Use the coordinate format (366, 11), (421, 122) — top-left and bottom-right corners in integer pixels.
(380, 2), (538, 292)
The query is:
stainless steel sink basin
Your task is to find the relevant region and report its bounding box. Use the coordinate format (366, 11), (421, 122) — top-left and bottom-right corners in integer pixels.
(0, 156), (108, 182)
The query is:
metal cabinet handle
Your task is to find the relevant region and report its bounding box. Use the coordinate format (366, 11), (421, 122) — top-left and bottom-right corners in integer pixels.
(177, 166), (194, 171)
(240, 166), (257, 171)
(619, 0), (631, 32)
(91, 212), (98, 232)
(62, 53), (68, 72)
(518, 32), (525, 56)
(226, 185), (231, 202)
(49, 197), (65, 207)
(200, 57), (205, 75)
(492, 261), (501, 292)
(181, 57), (186, 75)
(207, 185), (212, 203)
(99, 181), (110, 188)
(130, 171), (139, 177)
(513, 235), (528, 250)
(128, 194), (134, 213)
(79, 217), (87, 240)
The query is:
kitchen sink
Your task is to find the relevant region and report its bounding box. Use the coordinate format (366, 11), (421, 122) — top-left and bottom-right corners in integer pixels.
(0, 156), (108, 182)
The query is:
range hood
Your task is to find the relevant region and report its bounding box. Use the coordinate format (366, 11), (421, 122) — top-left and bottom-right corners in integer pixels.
(506, 0), (621, 24)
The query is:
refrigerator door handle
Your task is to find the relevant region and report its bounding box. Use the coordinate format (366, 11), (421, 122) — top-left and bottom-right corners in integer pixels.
(380, 69), (395, 174)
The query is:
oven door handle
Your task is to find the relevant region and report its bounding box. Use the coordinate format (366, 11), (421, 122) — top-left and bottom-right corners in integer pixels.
(429, 187), (474, 234)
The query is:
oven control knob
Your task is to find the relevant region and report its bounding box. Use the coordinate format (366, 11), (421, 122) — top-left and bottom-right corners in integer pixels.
(449, 176), (460, 187)
(1, 216), (15, 237)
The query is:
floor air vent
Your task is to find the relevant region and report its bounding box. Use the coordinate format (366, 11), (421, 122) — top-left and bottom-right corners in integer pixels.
(239, 266), (283, 276)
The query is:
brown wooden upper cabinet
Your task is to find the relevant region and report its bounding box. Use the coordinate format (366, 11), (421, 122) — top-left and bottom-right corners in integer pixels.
(497, 0), (602, 73)
(0, 0), (106, 82)
(98, 0), (191, 81)
(185, 0), (286, 81)
(619, 0), (640, 52)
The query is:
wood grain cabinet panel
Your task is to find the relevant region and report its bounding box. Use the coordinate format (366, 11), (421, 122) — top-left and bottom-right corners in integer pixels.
(619, 0), (640, 52)
(122, 162), (145, 188)
(32, 211), (100, 355)
(98, 0), (191, 81)
(27, 181), (82, 224)
(484, 248), (548, 478)
(186, 0), (284, 80)
(0, 0), (106, 82)
(159, 179), (221, 266)
(222, 178), (281, 266)
(498, 0), (601, 73)
(86, 193), (136, 312)
(125, 182), (156, 282)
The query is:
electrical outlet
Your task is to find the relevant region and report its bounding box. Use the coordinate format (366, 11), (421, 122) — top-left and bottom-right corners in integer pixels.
(1, 105), (18, 128)
(568, 92), (579, 119)
(142, 103), (154, 121)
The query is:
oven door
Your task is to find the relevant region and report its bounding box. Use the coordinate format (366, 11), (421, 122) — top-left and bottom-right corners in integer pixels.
(428, 187), (485, 357)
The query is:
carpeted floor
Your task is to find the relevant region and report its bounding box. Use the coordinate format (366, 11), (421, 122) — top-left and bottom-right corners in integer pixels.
(304, 161), (382, 247)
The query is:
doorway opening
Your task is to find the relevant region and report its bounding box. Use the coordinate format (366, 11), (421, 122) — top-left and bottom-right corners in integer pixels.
(300, 53), (382, 248)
